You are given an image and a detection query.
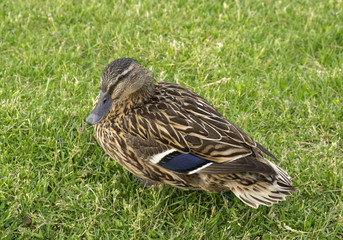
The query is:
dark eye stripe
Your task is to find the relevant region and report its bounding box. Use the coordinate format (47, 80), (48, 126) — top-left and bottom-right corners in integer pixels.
(108, 81), (119, 94)
(107, 69), (133, 94)
(118, 69), (133, 80)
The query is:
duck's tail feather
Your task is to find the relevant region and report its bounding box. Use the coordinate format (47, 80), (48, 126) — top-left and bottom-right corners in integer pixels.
(228, 161), (295, 208)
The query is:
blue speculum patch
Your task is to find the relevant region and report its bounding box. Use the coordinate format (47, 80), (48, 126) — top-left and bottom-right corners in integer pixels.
(158, 152), (211, 173)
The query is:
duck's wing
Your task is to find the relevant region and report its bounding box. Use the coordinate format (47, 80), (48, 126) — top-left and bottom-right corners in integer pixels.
(255, 141), (278, 161)
(117, 82), (286, 179)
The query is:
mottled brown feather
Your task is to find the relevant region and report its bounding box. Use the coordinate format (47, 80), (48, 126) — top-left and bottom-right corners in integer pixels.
(88, 59), (295, 208)
(118, 82), (256, 162)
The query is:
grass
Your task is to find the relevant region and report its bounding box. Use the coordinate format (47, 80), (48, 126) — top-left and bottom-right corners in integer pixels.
(1, 0), (342, 238)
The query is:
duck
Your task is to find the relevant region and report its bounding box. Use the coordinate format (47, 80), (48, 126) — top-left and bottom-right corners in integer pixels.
(86, 58), (295, 208)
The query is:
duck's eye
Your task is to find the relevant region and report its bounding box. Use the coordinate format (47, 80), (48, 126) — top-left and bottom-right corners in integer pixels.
(103, 98), (108, 104)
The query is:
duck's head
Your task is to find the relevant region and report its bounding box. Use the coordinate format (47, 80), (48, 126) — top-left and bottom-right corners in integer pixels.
(86, 58), (154, 125)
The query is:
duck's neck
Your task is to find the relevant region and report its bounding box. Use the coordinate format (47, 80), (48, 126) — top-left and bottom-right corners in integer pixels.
(111, 82), (155, 116)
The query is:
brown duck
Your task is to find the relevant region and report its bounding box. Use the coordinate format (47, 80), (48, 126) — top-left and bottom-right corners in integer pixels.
(86, 58), (295, 208)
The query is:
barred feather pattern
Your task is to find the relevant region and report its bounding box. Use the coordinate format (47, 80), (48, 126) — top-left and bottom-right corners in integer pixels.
(90, 62), (295, 208)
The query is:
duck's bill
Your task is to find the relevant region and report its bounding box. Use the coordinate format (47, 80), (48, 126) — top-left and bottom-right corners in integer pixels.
(86, 91), (114, 125)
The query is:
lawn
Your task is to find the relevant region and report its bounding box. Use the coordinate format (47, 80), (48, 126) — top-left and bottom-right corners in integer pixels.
(1, 0), (342, 239)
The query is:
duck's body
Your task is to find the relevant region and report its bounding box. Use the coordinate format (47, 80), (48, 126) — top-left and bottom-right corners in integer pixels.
(87, 58), (295, 208)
